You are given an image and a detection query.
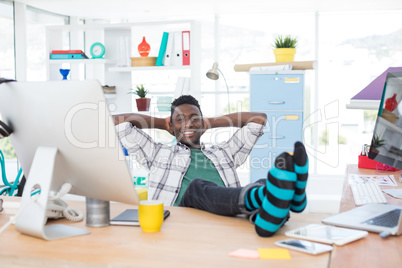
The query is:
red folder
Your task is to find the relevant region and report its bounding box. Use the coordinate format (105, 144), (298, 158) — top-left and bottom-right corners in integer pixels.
(182, 31), (190, 65)
(51, 50), (84, 54)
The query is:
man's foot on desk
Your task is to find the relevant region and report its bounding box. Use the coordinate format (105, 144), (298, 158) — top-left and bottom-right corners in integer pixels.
(290, 142), (309, 213)
(254, 152), (296, 237)
(244, 142), (309, 237)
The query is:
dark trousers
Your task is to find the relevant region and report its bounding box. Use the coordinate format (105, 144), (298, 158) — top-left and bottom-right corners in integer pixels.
(178, 178), (265, 216)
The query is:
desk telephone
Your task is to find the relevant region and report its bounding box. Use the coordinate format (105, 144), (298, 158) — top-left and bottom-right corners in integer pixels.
(44, 183), (83, 221)
(0, 183), (83, 236)
(3, 183), (84, 221)
(46, 198), (83, 221)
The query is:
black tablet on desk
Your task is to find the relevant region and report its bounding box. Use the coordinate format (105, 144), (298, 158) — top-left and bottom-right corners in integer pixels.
(110, 209), (170, 226)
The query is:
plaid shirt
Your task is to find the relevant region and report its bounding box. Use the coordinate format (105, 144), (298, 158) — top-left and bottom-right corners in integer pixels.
(116, 122), (264, 206)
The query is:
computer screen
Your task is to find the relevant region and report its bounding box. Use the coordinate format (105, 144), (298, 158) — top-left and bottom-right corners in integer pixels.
(0, 80), (139, 239)
(368, 71), (402, 169)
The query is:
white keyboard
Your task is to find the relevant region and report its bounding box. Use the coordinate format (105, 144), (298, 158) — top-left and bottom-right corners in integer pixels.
(350, 182), (387, 206)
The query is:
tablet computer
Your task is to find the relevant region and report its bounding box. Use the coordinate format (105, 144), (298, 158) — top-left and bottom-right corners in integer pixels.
(285, 224), (368, 246)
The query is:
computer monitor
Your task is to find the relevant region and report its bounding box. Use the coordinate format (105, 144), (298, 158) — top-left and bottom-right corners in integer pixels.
(368, 71), (402, 170)
(0, 80), (139, 240)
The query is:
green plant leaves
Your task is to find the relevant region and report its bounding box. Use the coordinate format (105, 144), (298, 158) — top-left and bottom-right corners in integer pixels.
(273, 35), (298, 48)
(129, 84), (149, 98)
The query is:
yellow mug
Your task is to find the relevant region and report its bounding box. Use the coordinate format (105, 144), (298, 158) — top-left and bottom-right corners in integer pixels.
(138, 200), (164, 232)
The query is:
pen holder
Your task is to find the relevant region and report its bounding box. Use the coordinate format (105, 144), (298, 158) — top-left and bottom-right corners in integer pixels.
(86, 198), (110, 227)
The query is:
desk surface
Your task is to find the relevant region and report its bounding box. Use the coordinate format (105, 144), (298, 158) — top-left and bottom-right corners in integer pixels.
(330, 164), (402, 268)
(0, 197), (330, 268)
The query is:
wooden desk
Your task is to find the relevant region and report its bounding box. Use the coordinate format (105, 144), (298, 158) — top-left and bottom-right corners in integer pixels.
(330, 164), (402, 268)
(0, 197), (330, 267)
(339, 165), (402, 212)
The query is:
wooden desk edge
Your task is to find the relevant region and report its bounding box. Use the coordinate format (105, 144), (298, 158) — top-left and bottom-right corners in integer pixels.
(0, 196), (331, 267)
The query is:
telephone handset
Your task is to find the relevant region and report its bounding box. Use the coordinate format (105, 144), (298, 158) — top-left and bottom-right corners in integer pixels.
(46, 198), (83, 222)
(45, 183), (84, 222)
(46, 198), (68, 219)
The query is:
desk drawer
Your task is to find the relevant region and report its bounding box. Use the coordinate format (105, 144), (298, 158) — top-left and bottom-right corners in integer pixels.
(256, 111), (303, 148)
(250, 74), (303, 110)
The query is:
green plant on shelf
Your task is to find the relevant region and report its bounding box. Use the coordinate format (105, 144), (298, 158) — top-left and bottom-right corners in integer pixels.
(273, 35), (298, 48)
(130, 84), (149, 98)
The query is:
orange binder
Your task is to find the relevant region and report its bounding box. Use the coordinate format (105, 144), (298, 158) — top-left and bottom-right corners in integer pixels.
(182, 31), (190, 65)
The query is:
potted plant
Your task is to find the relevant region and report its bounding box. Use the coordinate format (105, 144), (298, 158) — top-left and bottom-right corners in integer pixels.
(272, 35), (298, 62)
(130, 84), (151, 111)
(370, 134), (384, 156)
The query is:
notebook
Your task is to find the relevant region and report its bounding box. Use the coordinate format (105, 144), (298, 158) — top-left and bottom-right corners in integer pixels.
(322, 203), (402, 237)
(110, 209), (170, 226)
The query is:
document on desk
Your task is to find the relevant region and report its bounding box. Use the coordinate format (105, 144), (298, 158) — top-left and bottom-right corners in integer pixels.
(349, 174), (397, 186)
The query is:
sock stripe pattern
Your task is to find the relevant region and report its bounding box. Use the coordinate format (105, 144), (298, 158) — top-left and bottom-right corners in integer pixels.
(254, 153), (296, 237)
(290, 143), (309, 213)
(245, 186), (264, 211)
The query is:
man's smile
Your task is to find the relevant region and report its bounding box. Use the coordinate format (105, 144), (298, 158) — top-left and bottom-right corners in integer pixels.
(181, 130), (197, 137)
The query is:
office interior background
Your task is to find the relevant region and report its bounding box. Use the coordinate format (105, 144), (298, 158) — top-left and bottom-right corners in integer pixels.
(1, 0), (402, 211)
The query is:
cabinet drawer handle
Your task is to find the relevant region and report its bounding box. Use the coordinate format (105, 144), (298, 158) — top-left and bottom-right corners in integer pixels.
(284, 115), (299, 120)
(268, 101), (285, 104)
(270, 136), (285, 139)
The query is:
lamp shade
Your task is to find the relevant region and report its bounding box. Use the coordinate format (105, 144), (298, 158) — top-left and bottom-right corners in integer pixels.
(206, 62), (219, 80)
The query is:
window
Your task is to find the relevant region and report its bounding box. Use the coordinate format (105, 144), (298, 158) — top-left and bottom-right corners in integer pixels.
(0, 1), (15, 160)
(26, 6), (68, 81)
(317, 11), (402, 175)
(0, 0), (15, 80)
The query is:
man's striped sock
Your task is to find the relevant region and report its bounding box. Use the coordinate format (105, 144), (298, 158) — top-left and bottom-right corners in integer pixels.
(254, 152), (296, 237)
(290, 142), (308, 213)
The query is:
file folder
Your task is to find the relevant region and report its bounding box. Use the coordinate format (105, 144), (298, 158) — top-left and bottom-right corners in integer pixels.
(156, 32), (169, 66)
(163, 32), (174, 66)
(50, 53), (88, 59)
(172, 31), (182, 66)
(182, 31), (190, 66)
(51, 50), (84, 54)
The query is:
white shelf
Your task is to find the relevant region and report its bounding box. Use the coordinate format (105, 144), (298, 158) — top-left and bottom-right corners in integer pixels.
(346, 99), (380, 110)
(46, 20), (201, 114)
(108, 65), (191, 72)
(49, 59), (115, 65)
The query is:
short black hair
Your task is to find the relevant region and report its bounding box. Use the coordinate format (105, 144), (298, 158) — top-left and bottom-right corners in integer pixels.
(170, 95), (202, 122)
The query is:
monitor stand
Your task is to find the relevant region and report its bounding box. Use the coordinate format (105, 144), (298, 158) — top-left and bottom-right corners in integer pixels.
(14, 146), (90, 240)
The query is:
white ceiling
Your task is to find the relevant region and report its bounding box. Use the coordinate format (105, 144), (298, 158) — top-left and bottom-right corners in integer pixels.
(17, 0), (402, 21)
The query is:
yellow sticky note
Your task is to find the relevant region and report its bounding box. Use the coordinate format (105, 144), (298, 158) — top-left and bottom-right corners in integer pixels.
(258, 248), (291, 260)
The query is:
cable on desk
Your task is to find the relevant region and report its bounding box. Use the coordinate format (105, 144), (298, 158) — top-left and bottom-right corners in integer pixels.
(0, 194), (39, 235)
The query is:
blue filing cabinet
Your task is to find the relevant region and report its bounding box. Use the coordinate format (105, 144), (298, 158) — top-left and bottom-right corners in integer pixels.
(249, 70), (304, 182)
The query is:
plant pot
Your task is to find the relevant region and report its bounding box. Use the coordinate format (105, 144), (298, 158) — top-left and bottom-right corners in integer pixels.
(273, 48), (296, 62)
(136, 98), (151, 111)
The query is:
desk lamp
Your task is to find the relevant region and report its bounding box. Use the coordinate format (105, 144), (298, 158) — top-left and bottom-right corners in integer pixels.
(206, 62), (231, 112)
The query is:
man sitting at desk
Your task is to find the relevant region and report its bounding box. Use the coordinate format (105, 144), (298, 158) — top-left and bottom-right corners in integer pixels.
(114, 95), (308, 237)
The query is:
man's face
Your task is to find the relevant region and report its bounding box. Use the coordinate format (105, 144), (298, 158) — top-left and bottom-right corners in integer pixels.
(170, 104), (204, 149)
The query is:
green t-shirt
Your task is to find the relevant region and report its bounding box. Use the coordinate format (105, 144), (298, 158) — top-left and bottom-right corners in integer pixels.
(173, 149), (225, 206)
